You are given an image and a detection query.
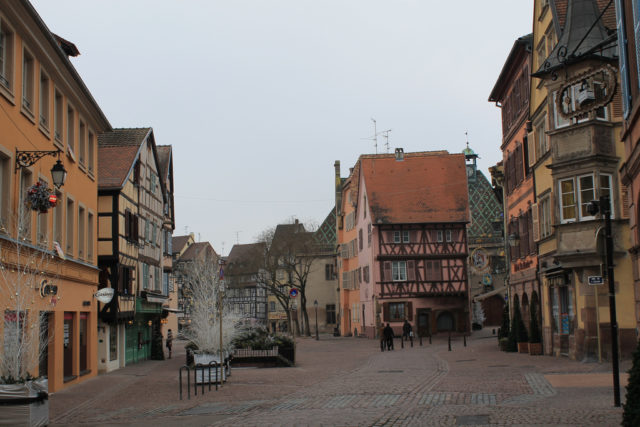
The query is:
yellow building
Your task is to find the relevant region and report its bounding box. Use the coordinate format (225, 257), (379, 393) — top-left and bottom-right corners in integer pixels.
(530, 0), (636, 359)
(0, 0), (111, 391)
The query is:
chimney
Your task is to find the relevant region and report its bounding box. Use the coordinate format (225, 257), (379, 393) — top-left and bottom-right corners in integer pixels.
(395, 148), (405, 161)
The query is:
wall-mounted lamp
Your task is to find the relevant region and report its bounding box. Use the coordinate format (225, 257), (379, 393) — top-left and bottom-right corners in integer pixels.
(15, 148), (67, 188)
(507, 233), (520, 248)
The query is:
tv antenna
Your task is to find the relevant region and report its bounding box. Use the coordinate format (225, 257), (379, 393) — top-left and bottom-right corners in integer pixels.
(235, 231), (242, 244)
(361, 118), (391, 154)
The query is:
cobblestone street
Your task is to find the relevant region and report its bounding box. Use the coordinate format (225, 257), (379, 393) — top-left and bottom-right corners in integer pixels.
(49, 330), (630, 426)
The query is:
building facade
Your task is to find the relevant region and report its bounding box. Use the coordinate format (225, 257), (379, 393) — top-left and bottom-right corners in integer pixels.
(531, 0), (636, 359)
(336, 151), (470, 339)
(0, 0), (111, 392)
(488, 34), (539, 333)
(97, 128), (171, 370)
(226, 243), (268, 325)
(616, 0), (640, 337)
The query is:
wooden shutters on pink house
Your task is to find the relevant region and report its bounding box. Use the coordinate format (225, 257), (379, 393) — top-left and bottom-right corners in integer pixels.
(382, 301), (413, 322)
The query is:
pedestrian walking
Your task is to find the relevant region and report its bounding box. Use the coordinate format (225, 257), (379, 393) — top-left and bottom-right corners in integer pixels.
(166, 329), (173, 359)
(379, 324), (386, 351)
(383, 323), (394, 350)
(402, 319), (412, 341)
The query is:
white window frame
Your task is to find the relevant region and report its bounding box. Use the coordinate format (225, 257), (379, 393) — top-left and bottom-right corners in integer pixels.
(559, 177), (577, 223)
(577, 174), (596, 221)
(402, 230), (410, 243)
(392, 261), (407, 282)
(0, 17), (15, 92)
(393, 230), (401, 243)
(445, 230), (453, 242)
(600, 173), (614, 218)
(437, 230), (444, 242)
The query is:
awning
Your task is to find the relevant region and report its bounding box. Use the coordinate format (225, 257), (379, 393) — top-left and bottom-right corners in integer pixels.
(473, 286), (507, 302)
(162, 307), (183, 313)
(145, 295), (167, 304)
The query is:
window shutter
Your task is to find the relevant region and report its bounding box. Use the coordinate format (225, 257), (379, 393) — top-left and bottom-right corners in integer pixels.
(544, 114), (550, 153)
(383, 261), (391, 281)
(550, 191), (557, 225)
(616, 0), (632, 118)
(528, 130), (536, 167)
(383, 303), (389, 322)
(407, 302), (413, 321)
(124, 211), (130, 239)
(407, 260), (416, 281)
(532, 203), (540, 242)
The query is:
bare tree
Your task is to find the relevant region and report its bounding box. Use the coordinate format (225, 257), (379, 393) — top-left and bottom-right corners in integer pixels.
(257, 221), (321, 337)
(176, 255), (244, 353)
(1, 199), (58, 381)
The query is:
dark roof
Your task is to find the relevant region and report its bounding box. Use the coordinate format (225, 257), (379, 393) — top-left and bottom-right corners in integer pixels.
(179, 242), (217, 262)
(360, 152), (469, 224)
(156, 145), (172, 182)
(98, 128), (151, 147)
(534, 0), (617, 77)
(226, 243), (266, 275)
(97, 145), (140, 188)
(488, 34), (532, 102)
(172, 235), (192, 254)
(52, 33), (80, 57)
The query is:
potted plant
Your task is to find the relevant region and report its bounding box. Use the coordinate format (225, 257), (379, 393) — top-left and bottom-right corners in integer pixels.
(528, 296), (543, 355)
(25, 181), (57, 213)
(513, 298), (529, 353)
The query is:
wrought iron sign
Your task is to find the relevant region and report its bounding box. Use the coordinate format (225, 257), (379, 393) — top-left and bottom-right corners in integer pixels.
(555, 65), (617, 121)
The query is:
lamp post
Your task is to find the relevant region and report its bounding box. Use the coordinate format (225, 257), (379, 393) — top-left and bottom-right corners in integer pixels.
(314, 299), (319, 340)
(587, 196), (620, 407)
(15, 149), (67, 188)
(218, 259), (225, 387)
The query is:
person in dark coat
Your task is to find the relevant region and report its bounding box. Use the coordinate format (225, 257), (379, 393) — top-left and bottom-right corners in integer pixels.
(166, 329), (173, 359)
(383, 323), (394, 350)
(402, 320), (412, 341)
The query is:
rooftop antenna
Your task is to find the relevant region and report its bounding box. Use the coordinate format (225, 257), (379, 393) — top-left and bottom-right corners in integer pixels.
(382, 129), (392, 153)
(221, 241), (225, 257)
(465, 130), (469, 150)
(184, 225), (188, 235)
(361, 118), (391, 154)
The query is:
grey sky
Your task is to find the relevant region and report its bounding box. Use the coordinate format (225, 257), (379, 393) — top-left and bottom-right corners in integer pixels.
(31, 0), (532, 255)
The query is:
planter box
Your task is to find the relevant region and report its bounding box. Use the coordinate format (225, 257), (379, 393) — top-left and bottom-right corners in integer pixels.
(0, 379), (48, 426)
(517, 342), (529, 354)
(528, 342), (543, 355)
(194, 353), (229, 384)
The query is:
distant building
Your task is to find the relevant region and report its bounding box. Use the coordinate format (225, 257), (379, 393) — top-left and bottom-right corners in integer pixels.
(335, 151), (471, 338)
(225, 242), (268, 325)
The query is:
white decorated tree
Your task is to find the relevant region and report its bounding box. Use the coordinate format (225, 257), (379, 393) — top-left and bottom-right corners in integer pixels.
(176, 254), (244, 354)
(1, 184), (59, 382)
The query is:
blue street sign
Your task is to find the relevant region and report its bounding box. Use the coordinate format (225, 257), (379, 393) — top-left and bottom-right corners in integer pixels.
(588, 276), (604, 285)
(289, 289), (298, 298)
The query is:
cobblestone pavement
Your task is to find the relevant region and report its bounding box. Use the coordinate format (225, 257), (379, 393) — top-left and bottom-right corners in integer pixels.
(49, 330), (630, 426)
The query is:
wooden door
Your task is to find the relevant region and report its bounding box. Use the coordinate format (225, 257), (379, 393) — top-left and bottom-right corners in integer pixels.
(417, 309), (430, 337)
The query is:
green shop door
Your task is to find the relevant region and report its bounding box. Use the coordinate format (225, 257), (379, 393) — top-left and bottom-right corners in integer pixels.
(125, 324), (137, 364)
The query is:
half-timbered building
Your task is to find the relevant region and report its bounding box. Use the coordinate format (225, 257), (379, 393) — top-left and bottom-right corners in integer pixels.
(97, 128), (170, 371)
(335, 150), (470, 339)
(225, 242), (268, 325)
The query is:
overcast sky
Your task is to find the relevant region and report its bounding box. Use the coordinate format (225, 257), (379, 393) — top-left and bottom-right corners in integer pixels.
(31, 0), (532, 255)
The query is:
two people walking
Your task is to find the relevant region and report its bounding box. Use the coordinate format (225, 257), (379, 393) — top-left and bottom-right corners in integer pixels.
(380, 320), (413, 351)
(166, 329), (173, 359)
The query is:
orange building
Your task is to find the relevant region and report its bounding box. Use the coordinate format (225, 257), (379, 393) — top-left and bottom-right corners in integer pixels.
(488, 34), (540, 336)
(0, 0), (111, 391)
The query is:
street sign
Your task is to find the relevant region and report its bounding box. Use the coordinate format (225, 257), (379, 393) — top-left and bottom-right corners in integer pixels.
(289, 289), (298, 298)
(588, 276), (604, 285)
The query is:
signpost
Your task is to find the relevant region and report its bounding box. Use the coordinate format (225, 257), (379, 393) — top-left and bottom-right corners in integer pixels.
(588, 276), (604, 285)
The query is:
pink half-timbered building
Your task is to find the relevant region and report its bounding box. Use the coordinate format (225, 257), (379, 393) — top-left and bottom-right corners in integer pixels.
(336, 150), (470, 339)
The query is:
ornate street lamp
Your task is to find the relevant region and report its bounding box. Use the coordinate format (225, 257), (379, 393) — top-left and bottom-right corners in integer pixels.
(15, 149), (67, 188)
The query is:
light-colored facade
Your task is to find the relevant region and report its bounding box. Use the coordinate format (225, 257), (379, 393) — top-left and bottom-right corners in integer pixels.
(531, 0), (636, 359)
(0, 0), (110, 392)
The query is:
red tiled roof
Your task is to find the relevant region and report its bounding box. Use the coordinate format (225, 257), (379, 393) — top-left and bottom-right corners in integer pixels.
(179, 242), (217, 262)
(226, 243), (266, 275)
(360, 152), (469, 224)
(172, 235), (192, 254)
(97, 145), (139, 188)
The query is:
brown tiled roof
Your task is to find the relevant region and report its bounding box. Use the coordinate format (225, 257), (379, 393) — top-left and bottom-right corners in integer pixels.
(360, 152), (469, 224)
(172, 235), (191, 254)
(226, 243), (265, 275)
(179, 242), (217, 262)
(97, 145), (139, 188)
(98, 128), (152, 189)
